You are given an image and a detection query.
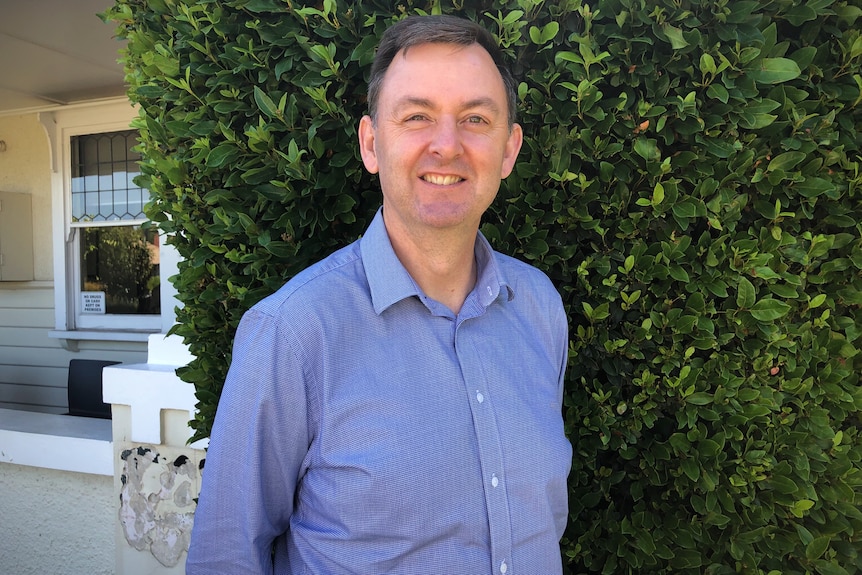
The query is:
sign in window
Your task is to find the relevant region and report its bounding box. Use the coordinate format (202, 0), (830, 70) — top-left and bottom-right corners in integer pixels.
(81, 292), (106, 314)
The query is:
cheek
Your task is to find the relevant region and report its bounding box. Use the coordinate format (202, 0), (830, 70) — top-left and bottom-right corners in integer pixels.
(379, 136), (422, 172)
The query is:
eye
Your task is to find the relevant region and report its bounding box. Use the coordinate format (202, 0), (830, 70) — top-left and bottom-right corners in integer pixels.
(405, 114), (429, 122)
(465, 115), (488, 125)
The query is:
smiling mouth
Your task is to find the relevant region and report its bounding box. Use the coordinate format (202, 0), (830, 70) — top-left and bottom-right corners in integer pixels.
(422, 174), (463, 186)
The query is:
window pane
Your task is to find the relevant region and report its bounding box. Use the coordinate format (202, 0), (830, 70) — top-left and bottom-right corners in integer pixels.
(79, 226), (160, 315)
(85, 191), (99, 217)
(70, 130), (144, 222)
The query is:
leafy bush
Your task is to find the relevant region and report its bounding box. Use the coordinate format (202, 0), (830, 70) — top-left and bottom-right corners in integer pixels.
(105, 0), (862, 572)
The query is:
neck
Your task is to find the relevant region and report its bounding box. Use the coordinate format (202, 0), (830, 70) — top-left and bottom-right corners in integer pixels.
(384, 218), (478, 315)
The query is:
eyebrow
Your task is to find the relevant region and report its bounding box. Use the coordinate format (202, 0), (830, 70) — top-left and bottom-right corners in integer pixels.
(392, 96), (503, 117)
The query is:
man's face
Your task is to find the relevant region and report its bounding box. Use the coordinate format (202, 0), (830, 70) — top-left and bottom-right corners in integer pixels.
(359, 42), (522, 237)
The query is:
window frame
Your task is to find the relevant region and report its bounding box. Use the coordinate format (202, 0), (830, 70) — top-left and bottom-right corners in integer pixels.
(41, 99), (173, 339)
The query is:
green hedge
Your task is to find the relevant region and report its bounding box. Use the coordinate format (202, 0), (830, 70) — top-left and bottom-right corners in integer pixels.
(104, 0), (862, 572)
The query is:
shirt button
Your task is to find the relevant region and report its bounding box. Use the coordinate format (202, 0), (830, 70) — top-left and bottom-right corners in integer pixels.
(500, 560), (508, 573)
(476, 391), (484, 403)
(491, 474), (499, 488)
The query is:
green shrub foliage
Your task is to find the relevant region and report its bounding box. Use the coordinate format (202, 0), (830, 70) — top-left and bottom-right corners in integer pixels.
(105, 0), (862, 572)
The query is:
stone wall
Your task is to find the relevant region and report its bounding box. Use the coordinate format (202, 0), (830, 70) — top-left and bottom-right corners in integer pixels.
(0, 334), (203, 574)
(0, 463), (114, 574)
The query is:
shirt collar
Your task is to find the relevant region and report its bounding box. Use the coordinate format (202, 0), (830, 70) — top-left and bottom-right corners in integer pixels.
(360, 208), (514, 315)
(473, 229), (515, 308)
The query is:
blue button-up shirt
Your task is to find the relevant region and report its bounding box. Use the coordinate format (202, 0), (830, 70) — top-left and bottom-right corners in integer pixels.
(186, 209), (572, 574)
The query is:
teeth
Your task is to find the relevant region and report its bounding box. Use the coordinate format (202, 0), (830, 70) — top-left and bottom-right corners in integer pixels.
(423, 174), (462, 185)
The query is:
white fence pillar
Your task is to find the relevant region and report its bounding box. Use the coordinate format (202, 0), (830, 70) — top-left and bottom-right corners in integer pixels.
(104, 334), (206, 575)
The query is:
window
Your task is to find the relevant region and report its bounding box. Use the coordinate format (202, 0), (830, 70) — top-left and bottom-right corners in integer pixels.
(41, 100), (174, 339)
(71, 131), (160, 320)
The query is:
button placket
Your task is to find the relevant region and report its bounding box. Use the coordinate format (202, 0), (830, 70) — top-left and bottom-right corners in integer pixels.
(456, 323), (513, 575)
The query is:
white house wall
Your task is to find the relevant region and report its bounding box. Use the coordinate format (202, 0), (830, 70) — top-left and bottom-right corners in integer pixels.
(0, 114), (53, 279)
(0, 112), (147, 413)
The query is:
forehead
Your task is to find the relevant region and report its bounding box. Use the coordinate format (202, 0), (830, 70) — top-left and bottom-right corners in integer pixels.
(377, 42), (507, 108)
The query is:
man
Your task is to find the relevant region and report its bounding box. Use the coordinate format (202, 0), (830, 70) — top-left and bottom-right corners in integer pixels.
(186, 14), (572, 575)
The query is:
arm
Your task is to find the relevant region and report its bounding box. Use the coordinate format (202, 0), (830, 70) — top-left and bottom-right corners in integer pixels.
(553, 292), (570, 408)
(552, 290), (572, 541)
(186, 308), (309, 574)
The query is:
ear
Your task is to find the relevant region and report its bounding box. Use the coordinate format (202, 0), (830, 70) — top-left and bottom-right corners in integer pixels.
(358, 115), (379, 174)
(500, 123), (523, 179)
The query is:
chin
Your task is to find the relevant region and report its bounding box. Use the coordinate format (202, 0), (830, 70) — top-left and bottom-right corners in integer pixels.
(415, 205), (476, 228)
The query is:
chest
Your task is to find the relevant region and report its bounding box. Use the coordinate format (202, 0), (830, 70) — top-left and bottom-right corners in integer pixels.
(298, 300), (567, 492)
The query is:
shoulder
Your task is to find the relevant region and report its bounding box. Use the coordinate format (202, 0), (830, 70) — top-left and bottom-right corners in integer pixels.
(493, 251), (567, 330)
(252, 240), (366, 319)
(495, 251), (561, 300)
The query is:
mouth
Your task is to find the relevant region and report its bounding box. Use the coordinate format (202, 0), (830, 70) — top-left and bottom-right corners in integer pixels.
(421, 174), (464, 186)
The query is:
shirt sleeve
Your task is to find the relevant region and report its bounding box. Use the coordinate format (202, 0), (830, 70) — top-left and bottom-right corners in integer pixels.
(552, 289), (569, 407)
(551, 288), (572, 541)
(186, 308), (310, 574)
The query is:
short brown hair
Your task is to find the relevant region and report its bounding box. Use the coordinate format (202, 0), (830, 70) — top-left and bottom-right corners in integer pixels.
(366, 15), (517, 126)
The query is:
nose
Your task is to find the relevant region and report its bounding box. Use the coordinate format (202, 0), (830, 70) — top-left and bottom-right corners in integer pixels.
(428, 118), (463, 159)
